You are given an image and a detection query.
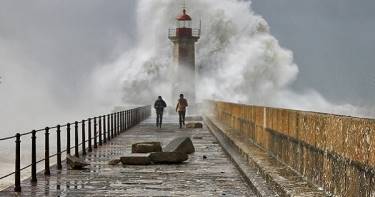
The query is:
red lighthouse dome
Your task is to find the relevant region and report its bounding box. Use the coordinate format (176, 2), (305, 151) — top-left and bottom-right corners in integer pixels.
(176, 9), (192, 21)
(168, 8), (200, 39)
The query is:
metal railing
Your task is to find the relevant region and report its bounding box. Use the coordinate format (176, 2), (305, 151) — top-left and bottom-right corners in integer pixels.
(168, 28), (201, 38)
(0, 105), (151, 192)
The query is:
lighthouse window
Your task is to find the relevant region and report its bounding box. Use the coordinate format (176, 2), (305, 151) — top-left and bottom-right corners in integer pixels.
(177, 20), (191, 28)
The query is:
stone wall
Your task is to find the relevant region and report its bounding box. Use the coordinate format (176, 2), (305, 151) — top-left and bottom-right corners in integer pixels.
(207, 100), (375, 196)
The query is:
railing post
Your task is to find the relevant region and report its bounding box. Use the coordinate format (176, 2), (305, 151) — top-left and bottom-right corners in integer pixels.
(44, 127), (50, 176)
(116, 112), (120, 135)
(82, 120), (86, 155)
(126, 110), (128, 129)
(88, 118), (92, 152)
(132, 109), (134, 126)
(125, 111), (127, 129)
(118, 112), (121, 134)
(120, 112), (122, 133)
(127, 110), (129, 129)
(107, 114), (111, 140)
(56, 125), (62, 170)
(94, 117), (98, 148)
(130, 109), (132, 127)
(119, 112), (121, 133)
(66, 123), (71, 155)
(117, 112), (122, 135)
(111, 114), (114, 139)
(122, 111), (125, 132)
(99, 116), (102, 146)
(124, 111), (127, 130)
(135, 108), (139, 124)
(14, 133), (21, 192)
(103, 115), (106, 143)
(114, 113), (117, 137)
(74, 121), (79, 157)
(31, 130), (37, 183)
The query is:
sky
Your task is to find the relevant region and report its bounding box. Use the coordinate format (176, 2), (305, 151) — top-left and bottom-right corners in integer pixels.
(0, 1), (138, 135)
(0, 0), (375, 135)
(251, 0), (375, 107)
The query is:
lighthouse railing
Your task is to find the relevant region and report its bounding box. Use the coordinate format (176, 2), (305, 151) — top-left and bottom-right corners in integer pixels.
(168, 28), (200, 38)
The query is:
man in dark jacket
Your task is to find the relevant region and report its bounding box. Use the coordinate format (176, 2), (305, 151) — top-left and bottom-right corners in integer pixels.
(154, 96), (167, 128)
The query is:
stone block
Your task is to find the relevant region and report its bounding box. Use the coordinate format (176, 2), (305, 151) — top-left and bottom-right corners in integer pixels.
(120, 154), (151, 165)
(186, 122), (203, 128)
(322, 156), (333, 193)
(331, 157), (347, 195)
(131, 142), (162, 153)
(288, 110), (297, 138)
(304, 113), (317, 146)
(273, 108), (280, 132)
(297, 112), (307, 143)
(66, 155), (89, 169)
(281, 109), (289, 135)
(369, 119), (375, 166)
(265, 107), (272, 129)
(164, 137), (195, 154)
(255, 106), (263, 126)
(315, 114), (327, 151)
(345, 165), (361, 197)
(108, 159), (121, 165)
(149, 152), (188, 164)
(343, 118), (366, 162)
(325, 115), (344, 156)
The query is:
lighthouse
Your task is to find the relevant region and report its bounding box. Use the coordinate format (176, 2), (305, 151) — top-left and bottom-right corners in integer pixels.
(168, 8), (200, 104)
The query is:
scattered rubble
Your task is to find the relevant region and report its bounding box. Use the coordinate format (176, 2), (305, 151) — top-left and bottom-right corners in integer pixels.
(186, 122), (203, 128)
(132, 142), (162, 153)
(163, 137), (195, 154)
(108, 159), (121, 165)
(149, 152), (188, 164)
(110, 137), (195, 166)
(120, 154), (152, 165)
(66, 155), (89, 169)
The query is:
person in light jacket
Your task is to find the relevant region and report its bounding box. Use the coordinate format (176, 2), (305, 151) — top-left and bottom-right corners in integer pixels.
(176, 94), (188, 128)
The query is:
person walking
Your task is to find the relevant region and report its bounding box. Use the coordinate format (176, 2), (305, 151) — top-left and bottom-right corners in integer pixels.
(154, 96), (167, 128)
(176, 94), (188, 128)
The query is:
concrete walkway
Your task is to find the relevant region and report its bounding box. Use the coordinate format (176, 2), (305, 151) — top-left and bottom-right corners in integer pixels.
(2, 117), (255, 196)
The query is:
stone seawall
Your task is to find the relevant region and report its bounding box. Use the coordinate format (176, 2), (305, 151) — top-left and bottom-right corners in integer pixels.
(206, 101), (375, 196)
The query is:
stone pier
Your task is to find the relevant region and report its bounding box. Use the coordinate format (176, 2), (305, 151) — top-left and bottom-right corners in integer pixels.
(1, 117), (256, 196)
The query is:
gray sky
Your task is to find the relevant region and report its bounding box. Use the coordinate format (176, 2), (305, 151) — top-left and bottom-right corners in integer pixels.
(0, 0), (374, 133)
(0, 1), (137, 106)
(251, 0), (375, 106)
(0, 1), (138, 134)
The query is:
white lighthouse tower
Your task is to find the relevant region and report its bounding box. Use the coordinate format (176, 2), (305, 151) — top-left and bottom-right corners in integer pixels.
(168, 7), (200, 104)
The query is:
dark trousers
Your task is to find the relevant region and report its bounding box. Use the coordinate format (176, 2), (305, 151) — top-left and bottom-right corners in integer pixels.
(156, 112), (163, 127)
(178, 111), (186, 128)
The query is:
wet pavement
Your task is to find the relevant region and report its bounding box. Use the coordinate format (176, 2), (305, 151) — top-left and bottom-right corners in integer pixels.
(1, 117), (255, 196)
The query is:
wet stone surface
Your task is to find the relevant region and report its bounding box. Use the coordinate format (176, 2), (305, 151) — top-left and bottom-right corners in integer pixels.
(2, 117), (255, 196)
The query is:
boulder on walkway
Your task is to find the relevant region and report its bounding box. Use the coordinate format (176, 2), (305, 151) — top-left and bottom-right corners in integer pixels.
(66, 155), (89, 169)
(163, 137), (195, 154)
(120, 153), (151, 165)
(149, 152), (188, 164)
(108, 159), (121, 165)
(132, 142), (162, 153)
(186, 122), (203, 128)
